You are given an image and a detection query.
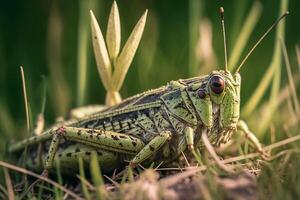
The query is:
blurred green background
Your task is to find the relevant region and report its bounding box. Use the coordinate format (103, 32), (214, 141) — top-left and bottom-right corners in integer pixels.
(0, 0), (299, 155)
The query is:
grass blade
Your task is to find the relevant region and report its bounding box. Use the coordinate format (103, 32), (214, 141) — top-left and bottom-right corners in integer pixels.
(229, 1), (262, 71)
(188, 0), (201, 76)
(256, 0), (288, 134)
(78, 157), (91, 200)
(242, 1), (288, 119)
(90, 10), (112, 91)
(106, 1), (121, 61)
(112, 10), (148, 91)
(20, 66), (31, 133)
(77, 0), (90, 106)
(3, 169), (14, 200)
(0, 160), (84, 200)
(281, 40), (300, 116)
(54, 159), (63, 200)
(47, 3), (70, 115)
(90, 152), (106, 199)
(296, 45), (300, 72)
(242, 63), (275, 118)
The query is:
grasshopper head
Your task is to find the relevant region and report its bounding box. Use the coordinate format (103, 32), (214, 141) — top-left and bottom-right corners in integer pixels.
(209, 70), (241, 145)
(208, 71), (241, 130)
(185, 70), (241, 145)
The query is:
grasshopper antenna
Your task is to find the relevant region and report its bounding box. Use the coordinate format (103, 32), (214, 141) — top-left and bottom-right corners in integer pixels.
(235, 11), (289, 74)
(220, 7), (228, 72)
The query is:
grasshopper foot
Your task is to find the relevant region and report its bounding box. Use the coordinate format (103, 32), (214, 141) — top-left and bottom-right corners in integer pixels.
(129, 162), (138, 169)
(40, 169), (49, 178)
(257, 148), (271, 160)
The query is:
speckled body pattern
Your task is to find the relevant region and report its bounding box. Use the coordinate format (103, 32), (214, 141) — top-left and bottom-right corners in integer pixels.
(10, 70), (241, 174)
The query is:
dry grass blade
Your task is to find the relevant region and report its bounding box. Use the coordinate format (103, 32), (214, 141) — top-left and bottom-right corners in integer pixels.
(33, 114), (45, 136)
(229, 1), (262, 71)
(296, 45), (300, 71)
(157, 133), (300, 175)
(201, 131), (234, 174)
(112, 10), (148, 91)
(0, 161), (84, 200)
(223, 134), (300, 164)
(106, 1), (121, 61)
(159, 168), (199, 186)
(76, 175), (95, 191)
(263, 134), (300, 151)
(4, 169), (14, 200)
(20, 66), (30, 133)
(0, 185), (8, 200)
(90, 10), (112, 91)
(281, 40), (300, 116)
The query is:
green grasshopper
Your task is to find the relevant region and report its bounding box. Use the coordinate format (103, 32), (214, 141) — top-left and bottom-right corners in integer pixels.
(9, 9), (288, 175)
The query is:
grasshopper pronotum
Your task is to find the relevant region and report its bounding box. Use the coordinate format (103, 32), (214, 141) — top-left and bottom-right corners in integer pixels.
(10, 8), (288, 176)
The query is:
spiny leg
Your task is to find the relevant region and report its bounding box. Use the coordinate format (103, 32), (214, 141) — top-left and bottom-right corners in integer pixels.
(185, 127), (195, 150)
(184, 127), (203, 164)
(120, 131), (170, 183)
(237, 120), (269, 158)
(129, 131), (171, 168)
(42, 126), (145, 172)
(185, 127), (233, 172)
(57, 144), (119, 174)
(43, 127), (65, 176)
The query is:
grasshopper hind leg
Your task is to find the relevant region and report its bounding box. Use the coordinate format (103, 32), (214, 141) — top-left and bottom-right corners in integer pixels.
(39, 126), (145, 175)
(27, 143), (121, 174)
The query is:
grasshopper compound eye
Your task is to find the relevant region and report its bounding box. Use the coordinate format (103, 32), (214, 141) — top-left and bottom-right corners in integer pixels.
(209, 75), (225, 94)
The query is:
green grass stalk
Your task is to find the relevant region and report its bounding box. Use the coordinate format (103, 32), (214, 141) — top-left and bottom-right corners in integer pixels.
(77, 0), (90, 106)
(257, 0), (288, 134)
(229, 1), (262, 71)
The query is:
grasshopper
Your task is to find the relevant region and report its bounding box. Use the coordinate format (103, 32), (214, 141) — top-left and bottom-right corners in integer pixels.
(9, 8), (288, 175)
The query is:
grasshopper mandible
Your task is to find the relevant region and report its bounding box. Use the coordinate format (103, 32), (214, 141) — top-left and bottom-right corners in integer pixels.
(9, 8), (288, 175)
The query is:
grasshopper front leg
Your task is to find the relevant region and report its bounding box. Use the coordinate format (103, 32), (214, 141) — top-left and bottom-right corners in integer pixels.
(237, 120), (269, 158)
(129, 131), (171, 167)
(185, 127), (195, 150)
